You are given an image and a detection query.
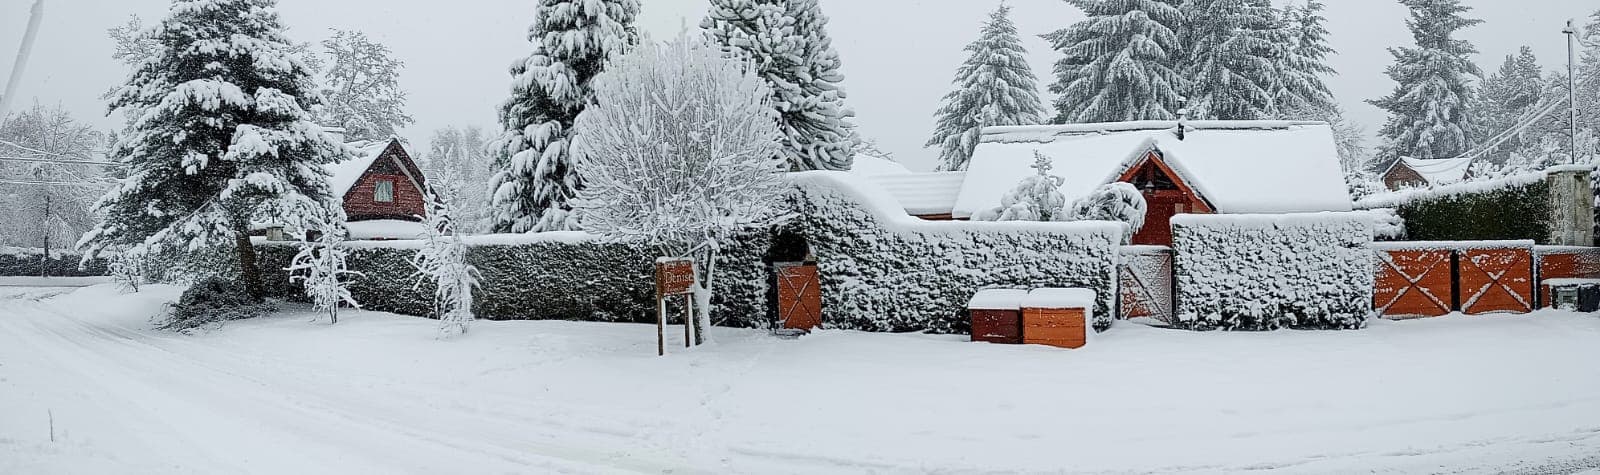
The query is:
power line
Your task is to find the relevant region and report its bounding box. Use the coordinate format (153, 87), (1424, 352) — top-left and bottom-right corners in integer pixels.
(0, 156), (122, 166)
(0, 179), (115, 187)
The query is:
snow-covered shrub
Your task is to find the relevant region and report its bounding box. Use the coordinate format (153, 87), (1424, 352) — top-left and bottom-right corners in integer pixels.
(786, 171), (1121, 333)
(108, 249), (151, 293)
(572, 34), (789, 344)
(159, 277), (273, 332)
(0, 247), (107, 277)
(1358, 172), (1550, 243)
(1171, 213), (1374, 331)
(287, 218), (362, 324)
(1066, 182), (1147, 244)
(978, 151), (1067, 222)
(410, 179), (481, 338)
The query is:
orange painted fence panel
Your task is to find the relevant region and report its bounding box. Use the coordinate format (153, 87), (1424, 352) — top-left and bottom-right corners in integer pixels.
(1371, 241), (1537, 318)
(1536, 246), (1600, 308)
(776, 263), (821, 330)
(1459, 248), (1534, 315)
(1374, 248), (1454, 318)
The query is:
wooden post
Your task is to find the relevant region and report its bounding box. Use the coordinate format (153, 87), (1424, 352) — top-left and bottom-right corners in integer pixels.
(683, 295), (693, 348)
(656, 296), (665, 356)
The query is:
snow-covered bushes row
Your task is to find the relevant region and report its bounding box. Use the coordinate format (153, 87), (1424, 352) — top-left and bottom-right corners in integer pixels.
(0, 247), (107, 277)
(1171, 213), (1374, 331)
(785, 172), (1121, 333)
(256, 234), (770, 326)
(1356, 172), (1551, 244)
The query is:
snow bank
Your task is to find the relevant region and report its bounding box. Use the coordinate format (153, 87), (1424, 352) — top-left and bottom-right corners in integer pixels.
(345, 219), (430, 241)
(866, 172), (967, 216)
(1370, 240), (1536, 251)
(1171, 213), (1374, 330)
(785, 171), (1121, 333)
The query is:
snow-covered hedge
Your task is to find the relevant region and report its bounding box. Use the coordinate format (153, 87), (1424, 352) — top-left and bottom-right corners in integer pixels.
(785, 172), (1121, 333)
(257, 233), (770, 326)
(0, 247), (107, 277)
(1356, 172), (1551, 243)
(1171, 213), (1374, 331)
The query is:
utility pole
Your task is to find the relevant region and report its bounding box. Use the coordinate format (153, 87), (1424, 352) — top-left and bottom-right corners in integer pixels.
(0, 0), (45, 120)
(1565, 19), (1580, 164)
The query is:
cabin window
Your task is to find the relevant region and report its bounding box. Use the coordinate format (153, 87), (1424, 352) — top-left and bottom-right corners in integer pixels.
(374, 180), (394, 203)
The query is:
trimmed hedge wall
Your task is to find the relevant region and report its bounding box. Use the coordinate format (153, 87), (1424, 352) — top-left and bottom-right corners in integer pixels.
(0, 249), (107, 277)
(257, 235), (771, 327)
(1395, 179), (1550, 244)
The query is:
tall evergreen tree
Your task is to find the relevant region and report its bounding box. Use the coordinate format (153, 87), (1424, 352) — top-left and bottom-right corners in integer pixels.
(488, 0), (640, 233)
(926, 3), (1045, 171)
(1368, 0), (1483, 161)
(1274, 0), (1337, 117)
(703, 0), (858, 171)
(79, 0), (349, 300)
(1470, 47), (1545, 167)
(1180, 0), (1284, 120)
(1044, 0), (1185, 123)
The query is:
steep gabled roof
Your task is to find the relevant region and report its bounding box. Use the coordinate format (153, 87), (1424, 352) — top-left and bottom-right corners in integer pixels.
(325, 138), (425, 197)
(957, 120), (1352, 218)
(1386, 157), (1473, 186)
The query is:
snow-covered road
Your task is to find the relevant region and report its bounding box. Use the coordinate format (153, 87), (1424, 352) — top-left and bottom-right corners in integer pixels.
(4, 284), (1600, 474)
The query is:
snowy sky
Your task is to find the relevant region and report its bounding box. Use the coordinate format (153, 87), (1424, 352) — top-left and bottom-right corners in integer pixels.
(0, 0), (1591, 171)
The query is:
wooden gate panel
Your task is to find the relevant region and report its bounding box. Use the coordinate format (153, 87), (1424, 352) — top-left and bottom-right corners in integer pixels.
(777, 263), (821, 330)
(1460, 248), (1534, 315)
(1119, 247), (1174, 323)
(1375, 249), (1453, 318)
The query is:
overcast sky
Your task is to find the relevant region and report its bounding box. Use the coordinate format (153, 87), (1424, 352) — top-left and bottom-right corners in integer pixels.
(0, 0), (1592, 171)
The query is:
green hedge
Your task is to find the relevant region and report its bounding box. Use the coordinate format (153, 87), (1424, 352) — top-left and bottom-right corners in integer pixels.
(257, 235), (771, 327)
(1393, 180), (1551, 243)
(0, 249), (108, 277)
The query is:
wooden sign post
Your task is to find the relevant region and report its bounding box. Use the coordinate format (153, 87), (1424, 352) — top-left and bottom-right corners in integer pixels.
(654, 258), (696, 356)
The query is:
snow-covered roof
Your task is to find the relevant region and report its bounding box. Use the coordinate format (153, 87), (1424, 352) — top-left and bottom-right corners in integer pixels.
(1022, 288), (1097, 311)
(967, 289), (1028, 310)
(957, 121), (1353, 218)
(345, 219), (430, 241)
(1391, 157), (1472, 186)
(325, 139), (416, 196)
(866, 172), (968, 216)
(849, 153), (914, 176)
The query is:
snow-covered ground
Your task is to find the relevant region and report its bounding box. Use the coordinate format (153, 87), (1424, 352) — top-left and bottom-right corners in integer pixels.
(3, 285), (1600, 474)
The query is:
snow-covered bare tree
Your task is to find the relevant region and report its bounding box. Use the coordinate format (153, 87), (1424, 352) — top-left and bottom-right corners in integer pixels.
(0, 103), (108, 256)
(410, 170), (481, 338)
(1065, 182), (1147, 244)
(1271, 0), (1336, 116)
(317, 29), (413, 142)
(108, 16), (159, 68)
(79, 0), (351, 301)
(1368, 0), (1482, 162)
(1044, 0), (1185, 123)
(926, 3), (1045, 172)
(488, 0), (640, 233)
(703, 0), (858, 171)
(976, 151), (1067, 222)
(288, 212), (361, 324)
(1179, 0), (1284, 120)
(572, 34), (788, 345)
(423, 125), (492, 233)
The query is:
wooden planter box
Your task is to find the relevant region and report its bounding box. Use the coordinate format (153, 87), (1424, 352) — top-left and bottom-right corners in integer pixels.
(1022, 289), (1096, 349)
(968, 289), (1027, 344)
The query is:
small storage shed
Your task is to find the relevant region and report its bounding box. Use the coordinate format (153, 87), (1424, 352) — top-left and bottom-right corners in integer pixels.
(960, 121), (1353, 246)
(325, 138), (430, 239)
(1022, 288), (1096, 349)
(968, 289), (1027, 344)
(1381, 157), (1473, 191)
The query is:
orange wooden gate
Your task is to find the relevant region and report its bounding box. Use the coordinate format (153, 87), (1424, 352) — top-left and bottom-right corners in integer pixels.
(776, 262), (821, 330)
(1459, 247), (1534, 314)
(1374, 248), (1454, 318)
(1119, 247), (1174, 323)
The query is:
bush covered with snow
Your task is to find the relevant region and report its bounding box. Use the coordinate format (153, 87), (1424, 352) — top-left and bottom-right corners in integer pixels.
(1066, 182), (1147, 244)
(0, 247), (107, 277)
(1171, 213), (1373, 331)
(1357, 173), (1551, 244)
(159, 277), (274, 332)
(785, 171), (1121, 333)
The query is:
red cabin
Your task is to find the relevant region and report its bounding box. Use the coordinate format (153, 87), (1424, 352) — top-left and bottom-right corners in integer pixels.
(326, 138), (430, 239)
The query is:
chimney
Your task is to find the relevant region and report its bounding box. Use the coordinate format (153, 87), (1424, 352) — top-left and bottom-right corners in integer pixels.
(1176, 97), (1189, 141)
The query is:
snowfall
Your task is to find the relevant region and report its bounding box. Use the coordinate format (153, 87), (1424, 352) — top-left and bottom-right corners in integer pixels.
(3, 279), (1600, 474)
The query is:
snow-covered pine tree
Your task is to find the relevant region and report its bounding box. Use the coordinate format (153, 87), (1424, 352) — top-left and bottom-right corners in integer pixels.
(79, 0), (349, 301)
(926, 4), (1045, 172)
(977, 151), (1067, 222)
(1368, 0), (1482, 162)
(703, 0), (858, 171)
(1272, 0), (1337, 116)
(572, 34), (788, 345)
(288, 212), (362, 325)
(1470, 47), (1546, 169)
(410, 169), (481, 338)
(318, 30), (414, 142)
(1180, 0), (1285, 120)
(1066, 182), (1147, 244)
(488, 0), (640, 234)
(1045, 0), (1185, 123)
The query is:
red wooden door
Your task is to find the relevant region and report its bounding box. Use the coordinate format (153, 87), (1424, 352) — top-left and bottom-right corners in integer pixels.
(1460, 248), (1534, 315)
(1131, 190), (1187, 246)
(1374, 249), (1453, 318)
(777, 263), (821, 329)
